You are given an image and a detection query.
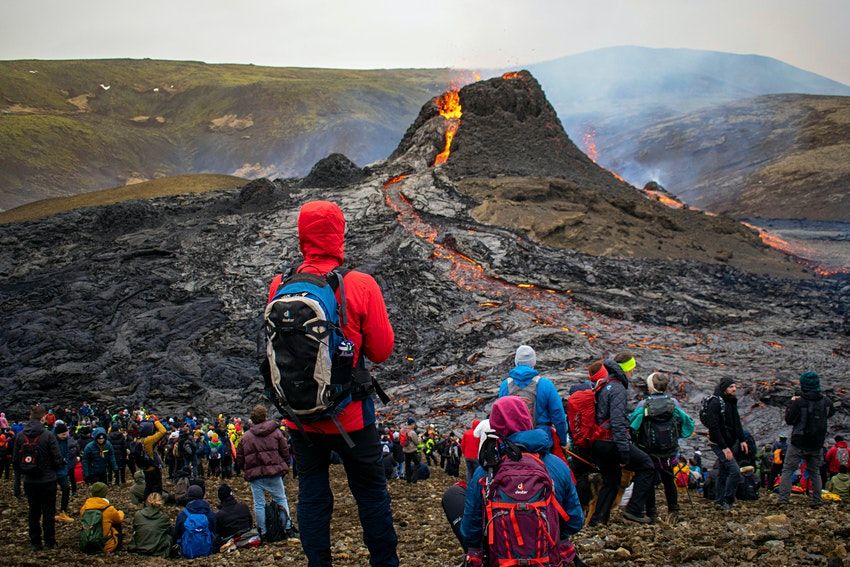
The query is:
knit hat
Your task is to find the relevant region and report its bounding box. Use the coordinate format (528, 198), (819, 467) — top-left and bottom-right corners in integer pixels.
(717, 377), (735, 394)
(407, 417), (416, 425)
(54, 421), (68, 435)
(800, 371), (821, 393)
(515, 345), (536, 368)
(218, 484), (232, 502)
(187, 485), (204, 500)
(91, 482), (108, 498)
(490, 396), (533, 438)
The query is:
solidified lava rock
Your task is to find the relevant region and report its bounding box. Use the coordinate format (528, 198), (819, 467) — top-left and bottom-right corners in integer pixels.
(299, 153), (365, 188)
(237, 177), (283, 207)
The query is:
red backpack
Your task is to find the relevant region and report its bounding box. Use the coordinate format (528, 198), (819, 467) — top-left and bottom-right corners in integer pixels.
(482, 451), (568, 567)
(566, 380), (613, 449)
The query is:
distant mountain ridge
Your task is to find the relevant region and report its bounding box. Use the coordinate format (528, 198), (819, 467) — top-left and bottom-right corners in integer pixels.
(2, 48), (849, 213)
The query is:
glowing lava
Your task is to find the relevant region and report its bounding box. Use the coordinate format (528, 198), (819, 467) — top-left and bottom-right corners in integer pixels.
(433, 90), (462, 166)
(644, 189), (684, 209)
(502, 72), (521, 80)
(582, 127), (625, 182)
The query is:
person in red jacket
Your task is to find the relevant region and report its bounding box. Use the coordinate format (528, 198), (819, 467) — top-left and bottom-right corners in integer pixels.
(460, 419), (481, 482)
(825, 435), (849, 478)
(271, 200), (397, 567)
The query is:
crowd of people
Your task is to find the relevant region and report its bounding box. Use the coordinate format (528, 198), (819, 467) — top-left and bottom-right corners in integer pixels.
(1, 200), (843, 567)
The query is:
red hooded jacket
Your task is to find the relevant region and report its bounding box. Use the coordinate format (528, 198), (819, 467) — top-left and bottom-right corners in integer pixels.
(825, 440), (849, 474)
(273, 201), (394, 434)
(461, 419), (482, 461)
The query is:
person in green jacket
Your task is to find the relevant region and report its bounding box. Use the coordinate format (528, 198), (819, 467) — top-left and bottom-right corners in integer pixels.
(130, 470), (146, 506)
(129, 492), (173, 557)
(629, 372), (695, 522)
(827, 465), (850, 501)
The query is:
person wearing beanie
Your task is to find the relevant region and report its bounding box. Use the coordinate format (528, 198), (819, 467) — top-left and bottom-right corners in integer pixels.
(80, 481), (125, 553)
(215, 483), (253, 542)
(13, 404), (63, 550)
(588, 353), (656, 526)
(498, 345), (568, 454)
(778, 371), (836, 506)
(402, 416), (422, 483)
(174, 482), (216, 552)
(450, 397), (584, 567)
(82, 427), (117, 485)
(54, 420), (79, 523)
(628, 372), (695, 522)
(703, 377), (748, 511)
(107, 422), (128, 486)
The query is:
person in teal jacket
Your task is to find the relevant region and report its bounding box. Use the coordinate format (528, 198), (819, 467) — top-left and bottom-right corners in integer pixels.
(82, 427), (118, 485)
(497, 345), (568, 451)
(628, 372), (694, 522)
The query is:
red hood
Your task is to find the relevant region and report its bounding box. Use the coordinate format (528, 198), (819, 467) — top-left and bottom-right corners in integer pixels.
(490, 396), (533, 437)
(471, 419), (481, 429)
(298, 201), (345, 272)
(837, 441), (848, 449)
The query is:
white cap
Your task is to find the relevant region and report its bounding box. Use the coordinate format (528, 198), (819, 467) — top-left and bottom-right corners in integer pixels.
(515, 345), (536, 368)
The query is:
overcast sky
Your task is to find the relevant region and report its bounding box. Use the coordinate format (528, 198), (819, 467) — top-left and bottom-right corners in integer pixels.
(2, 0), (849, 84)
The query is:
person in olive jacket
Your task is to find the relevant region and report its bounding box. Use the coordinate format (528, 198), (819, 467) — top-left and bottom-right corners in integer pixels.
(129, 492), (173, 557)
(236, 404), (295, 538)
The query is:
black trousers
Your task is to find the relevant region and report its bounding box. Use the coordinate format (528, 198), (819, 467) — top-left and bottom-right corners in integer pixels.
(57, 476), (71, 513)
(404, 452), (420, 483)
(290, 424), (399, 567)
(590, 441), (655, 524)
(25, 480), (57, 546)
(0, 457), (10, 480)
(645, 456), (679, 515)
(143, 467), (163, 499)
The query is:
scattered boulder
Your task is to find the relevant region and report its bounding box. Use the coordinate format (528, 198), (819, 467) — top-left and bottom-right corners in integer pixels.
(299, 153), (365, 188)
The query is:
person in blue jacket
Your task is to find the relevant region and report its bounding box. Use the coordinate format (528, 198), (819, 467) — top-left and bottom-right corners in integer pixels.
(497, 345), (568, 451)
(174, 484), (217, 551)
(458, 396), (584, 567)
(82, 427), (117, 485)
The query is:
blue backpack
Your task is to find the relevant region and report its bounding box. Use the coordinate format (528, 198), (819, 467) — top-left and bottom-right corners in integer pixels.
(180, 512), (213, 558)
(264, 271), (353, 420)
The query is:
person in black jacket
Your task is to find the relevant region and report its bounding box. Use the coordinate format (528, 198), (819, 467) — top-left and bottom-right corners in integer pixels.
(704, 378), (748, 511)
(589, 353), (655, 526)
(12, 404), (64, 550)
(777, 371), (836, 505)
(215, 484), (253, 541)
(108, 423), (128, 485)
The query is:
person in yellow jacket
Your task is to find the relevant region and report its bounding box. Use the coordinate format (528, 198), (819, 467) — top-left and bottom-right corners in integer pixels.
(80, 482), (125, 553)
(138, 417), (167, 498)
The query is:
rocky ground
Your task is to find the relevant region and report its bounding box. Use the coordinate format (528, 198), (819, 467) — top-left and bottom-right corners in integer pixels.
(1, 466), (850, 566)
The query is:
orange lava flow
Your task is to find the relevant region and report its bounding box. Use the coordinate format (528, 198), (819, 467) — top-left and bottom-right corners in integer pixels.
(382, 175), (573, 325)
(433, 90), (462, 166)
(502, 72), (521, 80)
(582, 130), (598, 162)
(645, 190), (684, 209)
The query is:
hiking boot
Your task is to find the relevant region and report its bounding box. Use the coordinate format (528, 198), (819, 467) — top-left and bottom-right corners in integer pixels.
(30, 543), (43, 552)
(810, 499), (823, 508)
(622, 510), (652, 524)
(55, 511), (74, 523)
(44, 542), (56, 550)
(719, 502), (732, 512)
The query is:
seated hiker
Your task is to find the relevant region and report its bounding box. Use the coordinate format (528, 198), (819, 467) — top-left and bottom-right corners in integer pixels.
(79, 482), (125, 554)
(215, 484), (253, 542)
(129, 492), (173, 557)
(174, 484), (217, 558)
(130, 470), (146, 506)
(826, 465), (850, 501)
(445, 396), (585, 567)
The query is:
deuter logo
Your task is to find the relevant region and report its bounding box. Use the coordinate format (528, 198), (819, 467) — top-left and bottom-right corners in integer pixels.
(515, 482), (528, 495)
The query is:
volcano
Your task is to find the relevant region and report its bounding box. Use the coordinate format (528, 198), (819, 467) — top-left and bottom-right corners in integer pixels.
(0, 71), (848, 449)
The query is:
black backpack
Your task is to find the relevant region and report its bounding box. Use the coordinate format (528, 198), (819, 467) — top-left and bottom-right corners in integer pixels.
(264, 502), (288, 542)
(699, 395), (725, 428)
(802, 398), (830, 445)
(638, 395), (680, 456)
(19, 432), (43, 472)
(132, 441), (152, 469)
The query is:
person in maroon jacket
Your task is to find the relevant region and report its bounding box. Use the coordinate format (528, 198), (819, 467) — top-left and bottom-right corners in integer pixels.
(825, 435), (849, 478)
(236, 404), (295, 539)
(270, 200), (397, 567)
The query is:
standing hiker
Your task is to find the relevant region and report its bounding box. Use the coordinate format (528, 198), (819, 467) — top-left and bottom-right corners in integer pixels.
(263, 200), (397, 566)
(703, 377), (748, 511)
